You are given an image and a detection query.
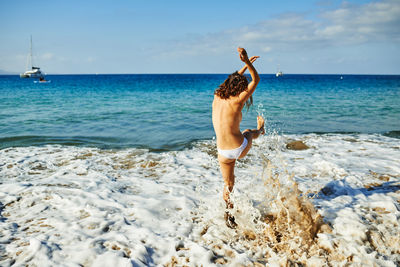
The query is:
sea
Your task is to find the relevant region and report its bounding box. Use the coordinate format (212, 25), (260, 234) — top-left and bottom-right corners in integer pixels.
(1, 74), (400, 266)
(1, 74), (399, 150)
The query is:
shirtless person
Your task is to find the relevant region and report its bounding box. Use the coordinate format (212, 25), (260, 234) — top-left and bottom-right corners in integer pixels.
(212, 47), (265, 228)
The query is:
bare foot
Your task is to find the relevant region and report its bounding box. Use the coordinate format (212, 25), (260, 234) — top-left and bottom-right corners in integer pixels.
(257, 116), (265, 135)
(225, 211), (238, 229)
(224, 199), (237, 228)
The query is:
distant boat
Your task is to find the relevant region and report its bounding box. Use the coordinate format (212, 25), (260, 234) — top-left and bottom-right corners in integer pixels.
(34, 76), (51, 83)
(276, 64), (283, 77)
(20, 36), (45, 79)
(33, 80), (51, 84)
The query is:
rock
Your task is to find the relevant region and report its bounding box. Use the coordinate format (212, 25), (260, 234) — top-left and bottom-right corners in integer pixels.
(286, 140), (309, 150)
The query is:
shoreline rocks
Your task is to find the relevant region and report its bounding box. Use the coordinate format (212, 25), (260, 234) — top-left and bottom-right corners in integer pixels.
(286, 140), (309, 150)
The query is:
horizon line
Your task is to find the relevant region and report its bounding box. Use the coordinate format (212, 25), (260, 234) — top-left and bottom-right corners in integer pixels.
(1, 73), (400, 76)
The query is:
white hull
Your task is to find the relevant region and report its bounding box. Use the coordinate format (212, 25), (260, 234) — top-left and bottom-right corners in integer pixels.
(20, 69), (43, 78)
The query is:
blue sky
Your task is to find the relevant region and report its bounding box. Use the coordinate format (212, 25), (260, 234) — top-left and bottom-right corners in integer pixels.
(1, 0), (399, 74)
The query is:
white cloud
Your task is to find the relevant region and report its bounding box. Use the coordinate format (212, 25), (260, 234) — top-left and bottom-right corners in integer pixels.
(41, 53), (54, 60)
(86, 57), (96, 63)
(160, 0), (400, 57)
(319, 0), (400, 43)
(262, 47), (272, 53)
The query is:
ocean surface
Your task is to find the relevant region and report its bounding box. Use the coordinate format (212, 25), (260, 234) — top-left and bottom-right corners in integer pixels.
(1, 74), (399, 150)
(1, 74), (400, 266)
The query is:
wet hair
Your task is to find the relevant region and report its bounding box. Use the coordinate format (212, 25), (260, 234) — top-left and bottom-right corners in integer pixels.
(214, 71), (253, 110)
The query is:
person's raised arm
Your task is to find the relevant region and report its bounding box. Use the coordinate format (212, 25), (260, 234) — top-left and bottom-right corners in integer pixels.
(237, 56), (259, 75)
(237, 47), (260, 103)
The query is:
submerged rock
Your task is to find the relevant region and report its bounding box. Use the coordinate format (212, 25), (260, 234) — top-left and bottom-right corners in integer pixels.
(286, 140), (309, 150)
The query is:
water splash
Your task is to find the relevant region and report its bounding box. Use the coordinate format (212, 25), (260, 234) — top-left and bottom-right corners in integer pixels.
(256, 103), (267, 129)
(257, 157), (329, 260)
(196, 133), (342, 265)
(256, 103), (265, 118)
(223, 153), (337, 264)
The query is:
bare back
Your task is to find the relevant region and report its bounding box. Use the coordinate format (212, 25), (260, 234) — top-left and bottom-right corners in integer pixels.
(213, 47), (260, 151)
(212, 95), (245, 149)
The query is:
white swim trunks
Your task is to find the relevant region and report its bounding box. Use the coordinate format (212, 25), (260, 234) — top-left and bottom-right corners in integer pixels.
(217, 137), (248, 160)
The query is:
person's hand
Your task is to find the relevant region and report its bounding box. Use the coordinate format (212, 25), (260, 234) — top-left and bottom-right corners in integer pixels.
(249, 56), (259, 64)
(237, 47), (249, 63)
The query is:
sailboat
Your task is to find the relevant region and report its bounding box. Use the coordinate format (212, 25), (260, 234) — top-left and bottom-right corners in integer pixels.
(20, 36), (44, 78)
(276, 64), (283, 77)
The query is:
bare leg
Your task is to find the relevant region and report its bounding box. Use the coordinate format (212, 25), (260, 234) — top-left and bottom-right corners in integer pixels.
(218, 155), (238, 228)
(239, 116), (265, 159)
(217, 116), (265, 228)
(218, 155), (235, 208)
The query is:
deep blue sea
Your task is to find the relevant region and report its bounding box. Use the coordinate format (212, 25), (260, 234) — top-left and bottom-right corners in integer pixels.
(0, 74), (399, 151)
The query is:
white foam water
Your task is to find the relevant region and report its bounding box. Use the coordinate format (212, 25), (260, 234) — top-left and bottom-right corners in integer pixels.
(1, 133), (399, 266)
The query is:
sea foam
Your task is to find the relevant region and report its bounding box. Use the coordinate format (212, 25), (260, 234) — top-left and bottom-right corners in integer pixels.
(1, 133), (399, 266)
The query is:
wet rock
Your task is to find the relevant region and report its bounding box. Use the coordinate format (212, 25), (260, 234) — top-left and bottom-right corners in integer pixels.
(286, 140), (309, 150)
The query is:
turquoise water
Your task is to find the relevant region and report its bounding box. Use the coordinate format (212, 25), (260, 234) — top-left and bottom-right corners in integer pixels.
(0, 74), (399, 150)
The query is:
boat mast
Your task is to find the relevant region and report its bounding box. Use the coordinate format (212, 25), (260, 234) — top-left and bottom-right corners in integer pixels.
(25, 35), (33, 71)
(30, 35), (33, 69)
